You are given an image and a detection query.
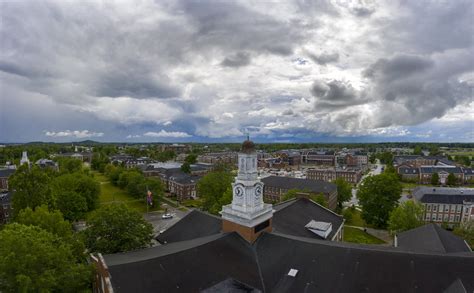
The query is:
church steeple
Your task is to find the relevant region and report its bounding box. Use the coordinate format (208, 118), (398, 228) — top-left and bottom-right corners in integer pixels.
(221, 139), (273, 243)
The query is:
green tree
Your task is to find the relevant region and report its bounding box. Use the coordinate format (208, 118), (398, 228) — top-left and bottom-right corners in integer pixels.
(0, 223), (92, 292)
(15, 206), (86, 260)
(387, 201), (424, 234)
(181, 162), (191, 173)
(83, 204), (153, 254)
(184, 154), (198, 164)
(52, 173), (100, 212)
(55, 191), (88, 221)
(357, 173), (402, 228)
(429, 146), (440, 156)
(311, 193), (328, 207)
(282, 189), (300, 201)
(9, 164), (54, 217)
(369, 153), (376, 164)
(57, 157), (83, 174)
(377, 152), (394, 165)
(413, 145), (423, 155)
(334, 178), (352, 208)
(453, 221), (474, 250)
(342, 208), (354, 222)
(197, 170), (234, 215)
(446, 173), (457, 186)
(431, 172), (439, 185)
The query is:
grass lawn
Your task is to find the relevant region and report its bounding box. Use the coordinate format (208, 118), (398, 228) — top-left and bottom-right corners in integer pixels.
(91, 171), (162, 213)
(343, 226), (385, 244)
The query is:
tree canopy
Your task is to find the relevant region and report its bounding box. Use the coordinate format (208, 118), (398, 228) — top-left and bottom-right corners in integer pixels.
(446, 173), (457, 186)
(9, 164), (54, 217)
(83, 204), (153, 254)
(357, 173), (402, 228)
(184, 154), (198, 164)
(197, 170), (234, 214)
(334, 178), (352, 208)
(0, 223), (92, 292)
(431, 172), (439, 185)
(387, 201), (424, 234)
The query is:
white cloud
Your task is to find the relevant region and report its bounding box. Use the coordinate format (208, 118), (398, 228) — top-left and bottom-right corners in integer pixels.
(126, 134), (141, 139)
(44, 130), (104, 138)
(144, 130), (191, 138)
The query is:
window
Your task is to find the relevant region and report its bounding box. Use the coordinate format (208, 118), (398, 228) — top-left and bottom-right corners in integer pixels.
(432, 215), (437, 221)
(444, 214), (449, 222)
(425, 214), (431, 220)
(427, 204), (431, 211)
(455, 215), (460, 222)
(445, 205), (449, 212)
(450, 205), (455, 212)
(457, 205), (462, 213)
(438, 214), (443, 221)
(433, 205), (438, 212)
(449, 215), (454, 222)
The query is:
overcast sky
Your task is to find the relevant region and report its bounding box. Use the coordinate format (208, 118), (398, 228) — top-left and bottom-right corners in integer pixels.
(0, 0), (473, 143)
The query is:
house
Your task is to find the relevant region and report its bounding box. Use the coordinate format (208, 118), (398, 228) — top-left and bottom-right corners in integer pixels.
(413, 187), (474, 225)
(306, 168), (362, 185)
(261, 175), (338, 210)
(92, 141), (474, 293)
(0, 169), (15, 191)
(463, 168), (474, 184)
(35, 159), (59, 171)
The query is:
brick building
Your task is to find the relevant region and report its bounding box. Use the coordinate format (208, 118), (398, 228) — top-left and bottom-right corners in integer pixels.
(419, 166), (464, 185)
(197, 152), (238, 165)
(413, 187), (474, 225)
(260, 176), (338, 210)
(0, 169), (15, 191)
(306, 168), (362, 184)
(301, 150), (335, 166)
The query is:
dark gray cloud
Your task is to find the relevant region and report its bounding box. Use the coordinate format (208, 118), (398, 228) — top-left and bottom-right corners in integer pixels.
(363, 54), (434, 81)
(221, 52), (251, 68)
(308, 52), (339, 65)
(310, 80), (366, 109)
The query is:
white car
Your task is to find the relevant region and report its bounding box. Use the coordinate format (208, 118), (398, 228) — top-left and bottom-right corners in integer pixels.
(161, 213), (173, 219)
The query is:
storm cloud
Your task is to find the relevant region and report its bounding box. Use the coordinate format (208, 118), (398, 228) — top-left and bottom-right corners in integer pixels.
(0, 0), (473, 142)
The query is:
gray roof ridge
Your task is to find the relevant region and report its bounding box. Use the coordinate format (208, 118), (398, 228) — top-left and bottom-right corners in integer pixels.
(268, 232), (474, 258)
(429, 224), (447, 253)
(250, 238), (266, 293)
(272, 197), (298, 211)
(104, 232), (228, 266)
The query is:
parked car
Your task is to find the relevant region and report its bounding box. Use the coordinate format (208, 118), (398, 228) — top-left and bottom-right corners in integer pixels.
(161, 213), (173, 219)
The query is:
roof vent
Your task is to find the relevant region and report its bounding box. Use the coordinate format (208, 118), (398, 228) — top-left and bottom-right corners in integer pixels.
(461, 190), (464, 194)
(305, 220), (332, 239)
(433, 188), (436, 192)
(288, 269), (298, 277)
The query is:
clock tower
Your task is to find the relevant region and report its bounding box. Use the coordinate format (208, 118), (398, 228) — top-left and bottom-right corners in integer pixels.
(221, 139), (273, 243)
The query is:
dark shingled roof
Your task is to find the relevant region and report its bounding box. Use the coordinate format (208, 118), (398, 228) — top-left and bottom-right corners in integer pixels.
(261, 176), (336, 194)
(420, 166), (463, 174)
(156, 210), (222, 244)
(397, 224), (471, 253)
(105, 231), (474, 293)
(420, 193), (474, 204)
(0, 168), (15, 178)
(256, 233), (474, 293)
(105, 233), (264, 293)
(272, 198), (344, 240)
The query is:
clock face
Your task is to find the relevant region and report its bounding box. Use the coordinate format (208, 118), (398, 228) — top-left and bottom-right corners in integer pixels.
(255, 185), (262, 198)
(235, 186), (244, 197)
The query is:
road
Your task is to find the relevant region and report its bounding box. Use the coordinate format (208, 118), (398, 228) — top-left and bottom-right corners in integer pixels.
(346, 161), (384, 207)
(143, 206), (188, 237)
